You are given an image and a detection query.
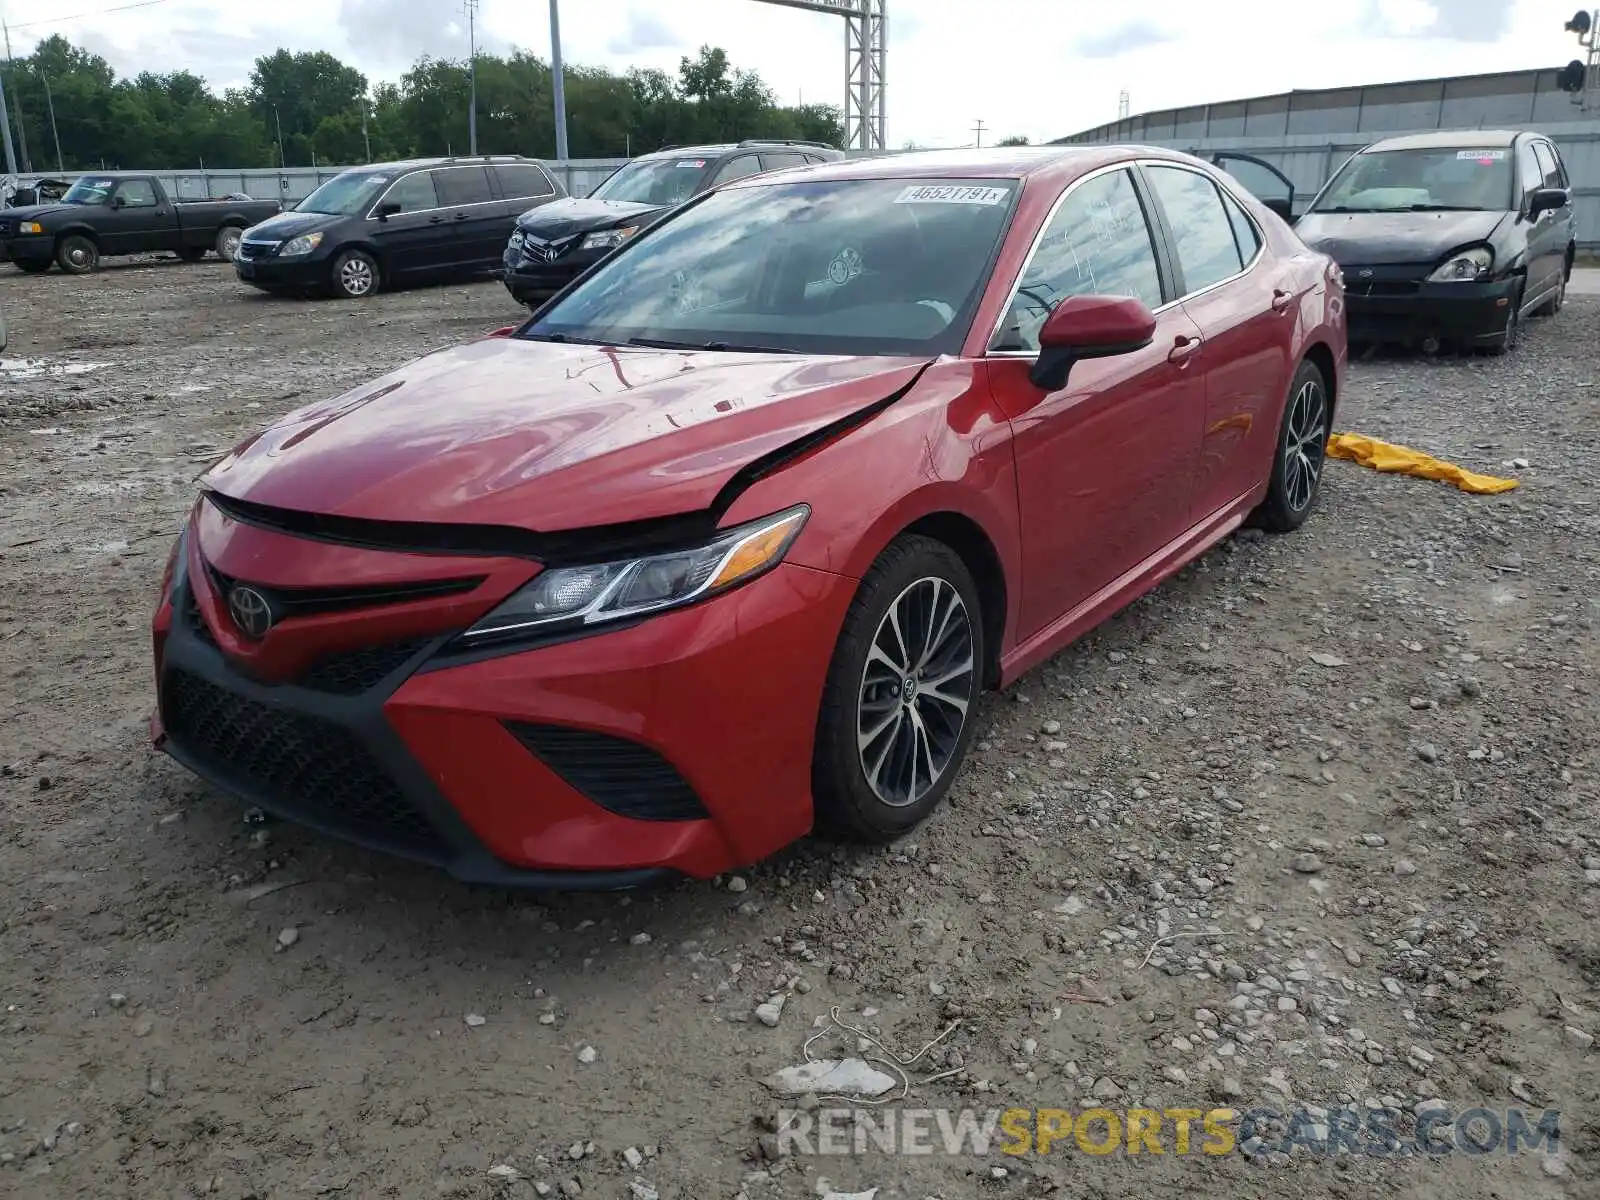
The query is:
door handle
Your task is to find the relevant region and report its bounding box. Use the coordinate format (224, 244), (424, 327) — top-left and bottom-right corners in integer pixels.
(1168, 334), (1202, 363)
(429, 214), (444, 223)
(454, 212), (468, 220)
(1271, 288), (1293, 312)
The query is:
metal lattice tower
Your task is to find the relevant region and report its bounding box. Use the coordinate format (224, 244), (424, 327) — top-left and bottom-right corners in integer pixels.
(749, 0), (886, 150)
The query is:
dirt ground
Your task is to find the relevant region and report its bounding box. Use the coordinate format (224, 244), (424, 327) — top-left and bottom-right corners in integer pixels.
(2, 260), (1597, 1200)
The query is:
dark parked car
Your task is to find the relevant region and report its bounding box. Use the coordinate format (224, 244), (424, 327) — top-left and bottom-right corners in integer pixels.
(151, 146), (1344, 886)
(235, 156), (566, 300)
(501, 139), (844, 308)
(1287, 129), (1577, 353)
(0, 173), (280, 274)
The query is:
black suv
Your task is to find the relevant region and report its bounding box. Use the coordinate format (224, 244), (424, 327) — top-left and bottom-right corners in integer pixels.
(235, 155), (567, 299)
(501, 139), (844, 308)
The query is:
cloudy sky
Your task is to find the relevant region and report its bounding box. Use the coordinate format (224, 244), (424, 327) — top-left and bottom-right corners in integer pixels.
(0, 0), (1577, 145)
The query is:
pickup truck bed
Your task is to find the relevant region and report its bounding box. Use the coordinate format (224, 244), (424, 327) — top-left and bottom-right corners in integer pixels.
(0, 173), (281, 275)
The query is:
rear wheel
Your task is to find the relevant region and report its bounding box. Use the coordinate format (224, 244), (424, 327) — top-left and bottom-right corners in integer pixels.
(330, 249), (379, 299)
(1254, 358), (1329, 533)
(214, 225), (243, 262)
(812, 535), (984, 841)
(56, 235), (98, 275)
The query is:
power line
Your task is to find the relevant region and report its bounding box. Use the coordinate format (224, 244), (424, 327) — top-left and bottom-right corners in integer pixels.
(7, 0), (175, 34)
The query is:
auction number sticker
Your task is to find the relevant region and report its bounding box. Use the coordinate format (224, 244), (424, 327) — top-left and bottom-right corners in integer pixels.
(676, 160), (707, 168)
(894, 184), (1012, 206)
(1456, 149), (1506, 160)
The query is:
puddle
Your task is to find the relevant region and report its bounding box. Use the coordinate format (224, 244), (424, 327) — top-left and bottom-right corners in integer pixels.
(1, 356), (110, 379)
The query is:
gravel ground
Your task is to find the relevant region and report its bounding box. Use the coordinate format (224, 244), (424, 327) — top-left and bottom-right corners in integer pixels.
(2, 260), (1598, 1199)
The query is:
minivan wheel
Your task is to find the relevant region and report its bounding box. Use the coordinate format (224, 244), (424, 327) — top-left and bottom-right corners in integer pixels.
(812, 535), (984, 842)
(56, 235), (99, 275)
(1253, 358), (1329, 533)
(331, 250), (379, 299)
(1537, 264), (1568, 317)
(1485, 285), (1522, 355)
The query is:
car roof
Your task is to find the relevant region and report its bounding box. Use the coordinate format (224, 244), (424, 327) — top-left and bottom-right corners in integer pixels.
(1362, 129), (1527, 152)
(721, 144), (1205, 189)
(634, 142), (841, 161)
(343, 155), (541, 175)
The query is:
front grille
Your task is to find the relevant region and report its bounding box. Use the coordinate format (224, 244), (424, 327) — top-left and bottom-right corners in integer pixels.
(236, 240), (278, 260)
(506, 723), (709, 822)
(206, 563), (483, 627)
(1342, 265), (1426, 298)
(163, 668), (446, 858)
(1347, 279), (1422, 297)
(181, 584), (218, 648)
(299, 639), (432, 694)
(0, 219), (12, 237)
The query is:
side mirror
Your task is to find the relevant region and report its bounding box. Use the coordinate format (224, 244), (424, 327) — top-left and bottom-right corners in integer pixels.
(1029, 295), (1157, 392)
(110, 195), (126, 209)
(375, 201), (402, 220)
(1527, 187), (1568, 218)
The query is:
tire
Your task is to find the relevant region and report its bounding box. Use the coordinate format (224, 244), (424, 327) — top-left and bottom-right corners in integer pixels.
(0, 307), (7, 355)
(214, 225), (243, 262)
(1484, 283), (1523, 356)
(330, 249), (379, 299)
(1254, 358), (1330, 534)
(811, 535), (985, 842)
(14, 260), (51, 274)
(178, 247), (208, 263)
(56, 234), (99, 275)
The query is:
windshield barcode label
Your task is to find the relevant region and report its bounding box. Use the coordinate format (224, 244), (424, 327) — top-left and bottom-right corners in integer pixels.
(894, 185), (1011, 206)
(1456, 150), (1506, 160)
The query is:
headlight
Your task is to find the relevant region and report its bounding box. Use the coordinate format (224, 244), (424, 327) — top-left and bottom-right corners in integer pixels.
(462, 505), (809, 643)
(19, 221), (43, 235)
(280, 231), (324, 257)
(581, 225), (639, 252)
(1428, 246), (1492, 282)
(509, 230), (525, 248)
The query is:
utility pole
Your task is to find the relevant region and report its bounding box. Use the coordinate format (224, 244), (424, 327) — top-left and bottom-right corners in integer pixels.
(2, 21), (29, 172)
(42, 74), (61, 171)
(463, 0), (479, 155)
(361, 98), (372, 161)
(972, 118), (985, 148)
(273, 105), (285, 167)
(549, 0), (569, 160)
(0, 60), (16, 177)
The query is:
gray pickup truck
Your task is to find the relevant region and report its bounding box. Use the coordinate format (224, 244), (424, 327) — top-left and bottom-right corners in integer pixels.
(0, 173), (281, 275)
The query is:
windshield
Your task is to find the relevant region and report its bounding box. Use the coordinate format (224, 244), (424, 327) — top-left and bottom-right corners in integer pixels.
(589, 157), (711, 206)
(525, 177), (1019, 357)
(62, 177), (118, 205)
(295, 170), (392, 216)
(1310, 147), (1513, 213)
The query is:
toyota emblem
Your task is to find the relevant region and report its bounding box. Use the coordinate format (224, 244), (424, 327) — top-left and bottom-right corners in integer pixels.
(227, 584), (274, 639)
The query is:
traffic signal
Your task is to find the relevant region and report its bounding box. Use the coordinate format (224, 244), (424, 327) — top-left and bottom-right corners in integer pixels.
(1559, 59), (1587, 91)
(1567, 9), (1593, 35)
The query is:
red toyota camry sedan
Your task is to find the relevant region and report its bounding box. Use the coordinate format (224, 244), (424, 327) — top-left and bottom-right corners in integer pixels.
(150, 146), (1346, 888)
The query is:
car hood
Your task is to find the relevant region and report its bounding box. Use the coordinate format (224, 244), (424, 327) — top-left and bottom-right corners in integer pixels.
(242, 209), (341, 240)
(202, 338), (931, 531)
(1294, 209), (1509, 264)
(1, 203), (73, 223)
(515, 196), (663, 239)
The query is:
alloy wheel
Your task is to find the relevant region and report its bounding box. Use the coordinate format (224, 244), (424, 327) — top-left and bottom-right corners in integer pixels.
(340, 257), (375, 297)
(219, 230), (241, 261)
(1282, 377), (1327, 514)
(856, 576), (976, 807)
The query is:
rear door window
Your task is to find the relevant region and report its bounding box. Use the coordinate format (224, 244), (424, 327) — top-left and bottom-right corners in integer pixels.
(1144, 165), (1246, 295)
(760, 152), (808, 172)
(434, 166), (494, 207)
(493, 163), (556, 201)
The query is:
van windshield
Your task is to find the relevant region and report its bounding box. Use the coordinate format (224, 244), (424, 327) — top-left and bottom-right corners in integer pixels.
(1309, 147), (1513, 213)
(590, 158), (710, 206)
(296, 170), (392, 216)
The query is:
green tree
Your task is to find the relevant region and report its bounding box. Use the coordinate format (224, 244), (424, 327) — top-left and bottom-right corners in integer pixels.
(997, 135), (1030, 146)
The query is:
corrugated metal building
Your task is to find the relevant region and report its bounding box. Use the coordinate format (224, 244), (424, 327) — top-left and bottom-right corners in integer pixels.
(1055, 67), (1600, 249)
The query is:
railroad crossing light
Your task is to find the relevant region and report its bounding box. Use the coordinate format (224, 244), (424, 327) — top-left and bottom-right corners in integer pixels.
(1566, 9), (1592, 35)
(1558, 59), (1587, 91)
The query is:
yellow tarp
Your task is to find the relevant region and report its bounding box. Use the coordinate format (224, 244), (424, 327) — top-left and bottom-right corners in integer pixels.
(1326, 432), (1520, 495)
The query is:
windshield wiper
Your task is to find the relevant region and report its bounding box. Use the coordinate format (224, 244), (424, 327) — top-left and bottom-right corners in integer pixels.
(519, 331), (610, 345)
(1401, 203), (1485, 212)
(627, 337), (797, 354)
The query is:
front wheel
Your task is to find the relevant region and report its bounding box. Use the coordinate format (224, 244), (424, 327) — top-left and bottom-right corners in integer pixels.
(56, 234), (98, 275)
(1535, 262), (1568, 318)
(330, 249), (379, 299)
(812, 535), (984, 841)
(1484, 284), (1523, 355)
(1253, 358), (1329, 533)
